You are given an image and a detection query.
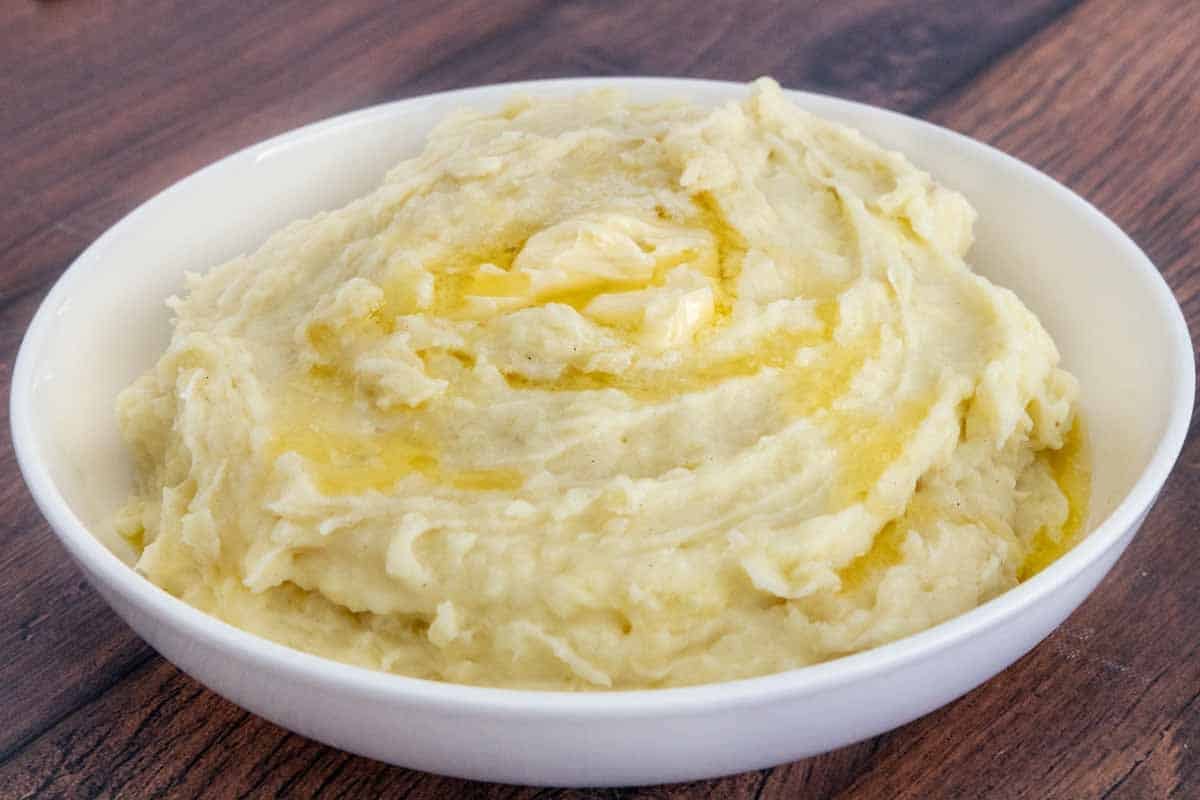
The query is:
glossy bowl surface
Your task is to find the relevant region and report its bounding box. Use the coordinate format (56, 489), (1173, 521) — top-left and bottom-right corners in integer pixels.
(11, 78), (1194, 787)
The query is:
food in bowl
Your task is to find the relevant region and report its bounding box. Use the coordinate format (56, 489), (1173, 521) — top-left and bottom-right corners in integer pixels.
(115, 78), (1089, 690)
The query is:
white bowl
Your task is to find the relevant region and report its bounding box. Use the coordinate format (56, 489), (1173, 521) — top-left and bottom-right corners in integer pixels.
(12, 78), (1194, 787)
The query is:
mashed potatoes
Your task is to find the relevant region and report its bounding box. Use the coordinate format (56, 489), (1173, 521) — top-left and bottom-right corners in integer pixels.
(116, 78), (1088, 689)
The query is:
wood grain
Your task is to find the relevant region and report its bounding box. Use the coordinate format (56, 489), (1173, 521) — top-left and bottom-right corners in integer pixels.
(0, 289), (155, 761)
(1, 0), (1196, 798)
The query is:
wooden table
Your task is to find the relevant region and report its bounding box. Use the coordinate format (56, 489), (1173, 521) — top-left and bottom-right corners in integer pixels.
(2, 1), (1197, 797)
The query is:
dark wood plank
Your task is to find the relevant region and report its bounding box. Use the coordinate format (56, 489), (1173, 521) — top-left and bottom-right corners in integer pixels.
(6, 0), (1192, 798)
(0, 659), (488, 800)
(390, 0), (1080, 113)
(0, 289), (156, 761)
(0, 0), (551, 306)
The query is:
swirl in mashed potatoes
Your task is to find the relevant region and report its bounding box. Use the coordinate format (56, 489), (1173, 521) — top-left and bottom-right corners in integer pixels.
(117, 78), (1088, 689)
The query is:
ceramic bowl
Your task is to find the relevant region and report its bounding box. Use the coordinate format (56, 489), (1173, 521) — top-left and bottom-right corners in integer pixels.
(11, 78), (1193, 787)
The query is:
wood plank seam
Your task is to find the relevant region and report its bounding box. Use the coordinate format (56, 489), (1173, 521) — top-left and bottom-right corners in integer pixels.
(907, 0), (1084, 117)
(0, 649), (154, 768)
(374, 0), (570, 100)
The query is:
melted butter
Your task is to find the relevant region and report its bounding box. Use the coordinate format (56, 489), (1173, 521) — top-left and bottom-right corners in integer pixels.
(270, 377), (522, 496)
(825, 394), (930, 508)
(1018, 416), (1091, 580)
(505, 298), (839, 402)
(121, 524), (146, 552)
(688, 191), (745, 319)
(427, 242), (525, 319)
(372, 242), (529, 323)
(370, 194), (743, 330)
(306, 312), (390, 362)
(304, 295), (396, 385)
(462, 269), (532, 299)
(449, 469), (525, 491)
(280, 195), (981, 512)
(834, 414), (1091, 594)
(490, 182), (842, 403)
(270, 386), (437, 495)
(535, 268), (670, 314)
(435, 245), (716, 323)
(836, 518), (907, 592)
(770, 318), (917, 509)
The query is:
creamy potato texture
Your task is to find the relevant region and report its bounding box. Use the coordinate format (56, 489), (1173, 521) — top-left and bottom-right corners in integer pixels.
(117, 79), (1088, 689)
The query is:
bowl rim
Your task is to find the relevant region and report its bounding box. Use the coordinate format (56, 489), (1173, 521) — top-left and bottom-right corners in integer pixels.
(11, 76), (1195, 716)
